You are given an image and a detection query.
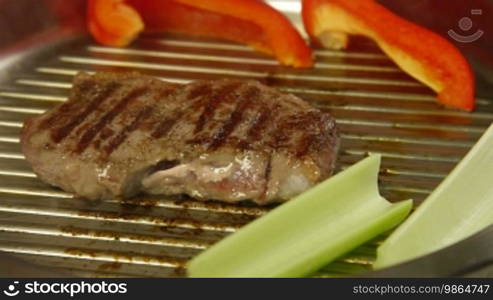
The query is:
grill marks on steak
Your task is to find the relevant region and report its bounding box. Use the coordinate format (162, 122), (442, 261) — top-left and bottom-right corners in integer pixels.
(208, 86), (258, 150)
(76, 87), (148, 153)
(103, 105), (154, 156)
(21, 72), (339, 204)
(48, 77), (175, 156)
(44, 82), (121, 143)
(151, 83), (212, 139)
(193, 83), (236, 135)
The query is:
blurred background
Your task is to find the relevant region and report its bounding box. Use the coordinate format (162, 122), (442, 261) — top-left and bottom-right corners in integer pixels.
(0, 0), (491, 95)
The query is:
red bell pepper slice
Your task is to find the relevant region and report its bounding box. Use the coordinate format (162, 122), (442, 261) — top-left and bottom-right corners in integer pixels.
(87, 0), (144, 47)
(302, 0), (475, 111)
(88, 0), (313, 68)
(126, 0), (269, 54)
(170, 0), (313, 68)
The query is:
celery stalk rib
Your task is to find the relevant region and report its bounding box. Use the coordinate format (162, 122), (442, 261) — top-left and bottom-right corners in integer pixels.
(375, 123), (493, 270)
(187, 155), (412, 277)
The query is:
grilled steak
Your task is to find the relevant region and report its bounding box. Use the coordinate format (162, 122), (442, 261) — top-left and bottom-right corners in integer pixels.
(21, 72), (339, 204)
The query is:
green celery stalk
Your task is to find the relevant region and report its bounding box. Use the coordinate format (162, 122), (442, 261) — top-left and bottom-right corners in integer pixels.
(374, 124), (493, 270)
(187, 155), (412, 277)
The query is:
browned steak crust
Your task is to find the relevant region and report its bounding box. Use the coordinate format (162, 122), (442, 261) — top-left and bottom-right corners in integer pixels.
(21, 72), (339, 204)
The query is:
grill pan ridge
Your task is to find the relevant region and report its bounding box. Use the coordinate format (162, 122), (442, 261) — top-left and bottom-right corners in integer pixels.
(0, 2), (492, 277)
